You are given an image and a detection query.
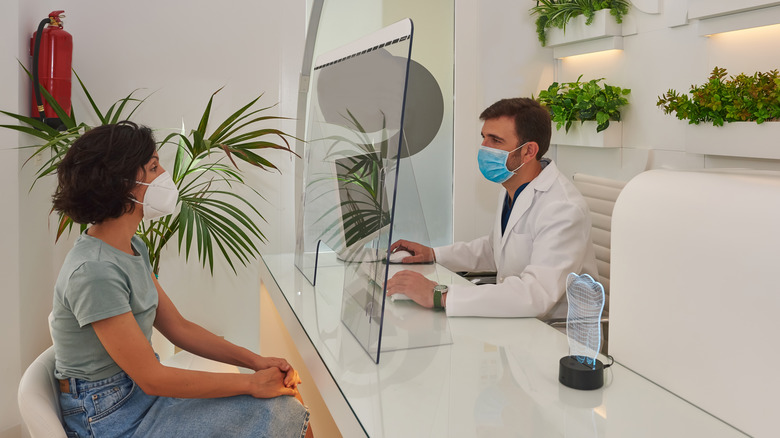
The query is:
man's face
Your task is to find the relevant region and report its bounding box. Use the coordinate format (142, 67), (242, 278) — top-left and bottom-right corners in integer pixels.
(481, 116), (520, 152)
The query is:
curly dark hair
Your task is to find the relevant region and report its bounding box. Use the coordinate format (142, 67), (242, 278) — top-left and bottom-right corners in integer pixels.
(52, 121), (157, 224)
(479, 98), (552, 160)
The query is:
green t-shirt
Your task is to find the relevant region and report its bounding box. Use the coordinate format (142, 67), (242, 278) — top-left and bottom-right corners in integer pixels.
(52, 232), (158, 381)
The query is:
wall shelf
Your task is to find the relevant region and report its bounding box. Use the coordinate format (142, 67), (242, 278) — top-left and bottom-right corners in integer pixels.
(685, 122), (780, 159)
(546, 9), (623, 59)
(688, 0), (780, 20)
(689, 1), (780, 35)
(550, 121), (622, 148)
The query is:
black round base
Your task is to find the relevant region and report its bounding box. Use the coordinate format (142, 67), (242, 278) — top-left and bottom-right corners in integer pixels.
(559, 356), (604, 390)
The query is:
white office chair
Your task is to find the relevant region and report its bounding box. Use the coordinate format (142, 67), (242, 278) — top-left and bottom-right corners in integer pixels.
(18, 346), (68, 438)
(543, 173), (626, 353)
(571, 172), (627, 305)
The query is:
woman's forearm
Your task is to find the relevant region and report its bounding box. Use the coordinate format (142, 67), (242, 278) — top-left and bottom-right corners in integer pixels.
(141, 365), (250, 398)
(137, 363), (295, 399)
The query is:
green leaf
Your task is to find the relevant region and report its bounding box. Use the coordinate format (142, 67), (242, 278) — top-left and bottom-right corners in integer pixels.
(196, 87), (222, 135)
(207, 94), (265, 143)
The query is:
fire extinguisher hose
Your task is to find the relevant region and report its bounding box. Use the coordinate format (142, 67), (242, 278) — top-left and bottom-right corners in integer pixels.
(32, 17), (51, 122)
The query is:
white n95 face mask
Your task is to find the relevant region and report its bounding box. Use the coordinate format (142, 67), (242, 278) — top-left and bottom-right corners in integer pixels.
(132, 171), (179, 220)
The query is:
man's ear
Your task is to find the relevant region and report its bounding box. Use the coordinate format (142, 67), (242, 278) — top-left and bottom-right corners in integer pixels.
(525, 141), (540, 160)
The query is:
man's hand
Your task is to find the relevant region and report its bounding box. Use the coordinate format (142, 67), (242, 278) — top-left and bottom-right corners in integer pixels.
(387, 270), (438, 308)
(390, 239), (436, 264)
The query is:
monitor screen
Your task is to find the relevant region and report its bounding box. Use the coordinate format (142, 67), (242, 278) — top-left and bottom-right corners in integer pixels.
(333, 152), (391, 262)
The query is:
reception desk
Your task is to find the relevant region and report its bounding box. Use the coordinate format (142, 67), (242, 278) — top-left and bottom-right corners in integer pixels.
(259, 253), (747, 437)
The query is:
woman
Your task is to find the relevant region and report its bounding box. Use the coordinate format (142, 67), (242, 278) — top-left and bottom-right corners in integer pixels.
(50, 121), (311, 437)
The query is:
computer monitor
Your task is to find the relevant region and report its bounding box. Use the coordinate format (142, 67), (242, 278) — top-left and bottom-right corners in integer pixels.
(332, 152), (392, 262)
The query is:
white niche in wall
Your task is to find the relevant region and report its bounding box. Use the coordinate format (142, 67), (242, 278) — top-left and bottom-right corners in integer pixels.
(631, 0), (661, 14)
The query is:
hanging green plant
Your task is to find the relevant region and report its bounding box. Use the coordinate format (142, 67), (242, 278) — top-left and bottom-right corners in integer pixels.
(536, 75), (630, 133)
(531, 0), (630, 46)
(657, 67), (780, 126)
(0, 66), (297, 275)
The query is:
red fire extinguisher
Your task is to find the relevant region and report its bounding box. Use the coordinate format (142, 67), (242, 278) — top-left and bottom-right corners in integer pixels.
(30, 10), (72, 130)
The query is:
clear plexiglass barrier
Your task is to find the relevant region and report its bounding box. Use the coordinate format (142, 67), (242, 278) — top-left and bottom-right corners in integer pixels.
(295, 18), (450, 363)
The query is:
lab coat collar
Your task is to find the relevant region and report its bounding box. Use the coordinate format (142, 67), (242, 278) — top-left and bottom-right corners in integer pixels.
(497, 158), (558, 248)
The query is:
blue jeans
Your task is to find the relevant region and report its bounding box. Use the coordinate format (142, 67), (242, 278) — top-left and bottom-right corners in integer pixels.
(58, 370), (309, 437)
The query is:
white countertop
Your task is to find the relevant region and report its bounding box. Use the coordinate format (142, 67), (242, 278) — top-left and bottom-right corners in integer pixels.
(260, 253), (748, 437)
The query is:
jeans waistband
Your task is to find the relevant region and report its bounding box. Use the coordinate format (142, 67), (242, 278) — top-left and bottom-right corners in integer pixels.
(59, 370), (131, 396)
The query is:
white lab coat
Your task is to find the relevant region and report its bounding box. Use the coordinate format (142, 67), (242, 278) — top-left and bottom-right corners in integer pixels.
(436, 159), (598, 317)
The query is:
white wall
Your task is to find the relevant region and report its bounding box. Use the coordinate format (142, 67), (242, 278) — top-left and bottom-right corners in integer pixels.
(453, 0), (556, 242)
(453, 0), (780, 242)
(0, 2), (22, 436)
(3, 1), (304, 435)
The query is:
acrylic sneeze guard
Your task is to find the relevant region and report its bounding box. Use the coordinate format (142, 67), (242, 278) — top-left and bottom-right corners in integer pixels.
(294, 18), (451, 363)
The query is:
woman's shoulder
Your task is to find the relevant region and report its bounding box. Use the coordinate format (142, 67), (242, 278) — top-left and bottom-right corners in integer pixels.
(130, 235), (149, 252)
(55, 255), (127, 305)
(62, 234), (147, 276)
(64, 233), (108, 266)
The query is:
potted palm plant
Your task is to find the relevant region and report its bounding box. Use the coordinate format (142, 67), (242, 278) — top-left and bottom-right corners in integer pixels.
(1, 69), (296, 275)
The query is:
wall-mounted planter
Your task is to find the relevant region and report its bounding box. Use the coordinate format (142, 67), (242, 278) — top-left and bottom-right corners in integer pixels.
(685, 122), (780, 159)
(690, 1), (780, 35)
(546, 9), (622, 46)
(546, 9), (623, 58)
(550, 121), (622, 148)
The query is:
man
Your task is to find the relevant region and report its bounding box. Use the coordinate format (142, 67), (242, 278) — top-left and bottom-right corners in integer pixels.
(386, 97), (598, 317)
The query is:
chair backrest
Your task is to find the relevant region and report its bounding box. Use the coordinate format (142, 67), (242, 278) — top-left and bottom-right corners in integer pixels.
(18, 346), (67, 438)
(572, 173), (626, 310)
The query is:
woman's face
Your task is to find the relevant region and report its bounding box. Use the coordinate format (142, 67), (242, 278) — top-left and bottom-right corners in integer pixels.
(131, 152), (166, 203)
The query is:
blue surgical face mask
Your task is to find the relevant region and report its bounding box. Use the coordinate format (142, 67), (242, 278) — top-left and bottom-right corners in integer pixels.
(477, 143), (528, 183)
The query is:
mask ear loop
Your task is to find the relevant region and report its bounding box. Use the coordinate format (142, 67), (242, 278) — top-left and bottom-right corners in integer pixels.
(128, 179), (148, 207)
(508, 142), (530, 173)
(129, 170), (163, 204)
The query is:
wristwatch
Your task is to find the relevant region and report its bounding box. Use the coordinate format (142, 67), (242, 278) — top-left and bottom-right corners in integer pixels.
(433, 284), (449, 309)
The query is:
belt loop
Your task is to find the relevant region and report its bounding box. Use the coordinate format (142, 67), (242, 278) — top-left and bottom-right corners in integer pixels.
(70, 377), (80, 397)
